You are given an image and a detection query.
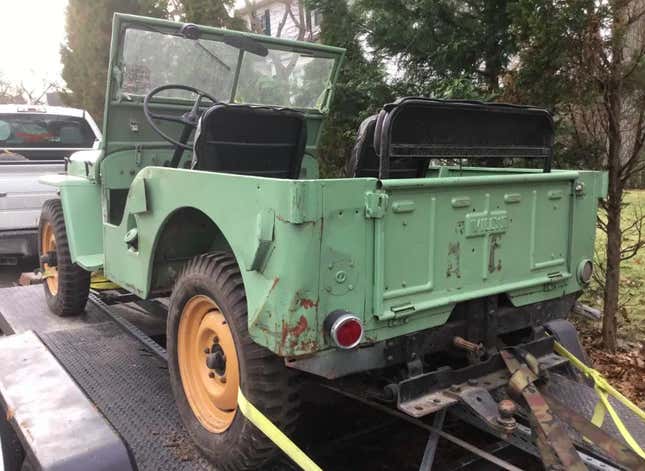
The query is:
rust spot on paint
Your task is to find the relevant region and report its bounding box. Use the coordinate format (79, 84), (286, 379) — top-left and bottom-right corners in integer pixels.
(447, 242), (461, 278)
(291, 315), (308, 336)
(6, 408), (14, 421)
(281, 322), (289, 347)
(271, 277), (280, 291)
(280, 316), (309, 353)
(297, 339), (320, 352)
(299, 298), (318, 309)
(488, 235), (501, 273)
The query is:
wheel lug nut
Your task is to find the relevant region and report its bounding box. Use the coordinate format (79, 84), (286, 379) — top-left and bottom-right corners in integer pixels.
(220, 376), (227, 383)
(204, 348), (210, 354)
(213, 336), (219, 343)
(208, 372), (215, 378)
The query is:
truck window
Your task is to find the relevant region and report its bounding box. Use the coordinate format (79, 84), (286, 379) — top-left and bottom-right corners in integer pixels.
(0, 114), (96, 154)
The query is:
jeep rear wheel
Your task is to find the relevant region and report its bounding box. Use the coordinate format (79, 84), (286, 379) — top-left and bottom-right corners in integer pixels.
(167, 252), (301, 471)
(39, 199), (90, 316)
(178, 294), (239, 433)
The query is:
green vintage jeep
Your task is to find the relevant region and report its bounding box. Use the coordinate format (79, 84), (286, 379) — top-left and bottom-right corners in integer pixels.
(39, 13), (606, 470)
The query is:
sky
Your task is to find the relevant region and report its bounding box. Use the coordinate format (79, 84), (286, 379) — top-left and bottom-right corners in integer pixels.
(0, 0), (250, 96)
(0, 0), (68, 93)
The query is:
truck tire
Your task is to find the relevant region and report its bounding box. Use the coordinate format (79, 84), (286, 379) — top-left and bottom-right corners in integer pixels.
(39, 199), (90, 316)
(167, 252), (301, 471)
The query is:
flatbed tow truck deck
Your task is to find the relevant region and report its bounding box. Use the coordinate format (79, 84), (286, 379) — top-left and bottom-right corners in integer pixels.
(0, 284), (644, 471)
(0, 285), (217, 471)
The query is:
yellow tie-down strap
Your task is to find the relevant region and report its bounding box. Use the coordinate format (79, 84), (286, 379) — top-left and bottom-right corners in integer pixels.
(553, 341), (645, 459)
(90, 272), (121, 290)
(238, 388), (323, 471)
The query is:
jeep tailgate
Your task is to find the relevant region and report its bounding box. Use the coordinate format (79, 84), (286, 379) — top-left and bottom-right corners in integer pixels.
(370, 170), (595, 321)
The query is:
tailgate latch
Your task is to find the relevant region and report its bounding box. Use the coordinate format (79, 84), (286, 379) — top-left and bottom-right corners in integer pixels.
(364, 191), (389, 219)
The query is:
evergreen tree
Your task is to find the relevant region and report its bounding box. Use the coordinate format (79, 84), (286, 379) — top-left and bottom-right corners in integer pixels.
(307, 0), (393, 176)
(358, 0), (518, 97)
(60, 0), (168, 123)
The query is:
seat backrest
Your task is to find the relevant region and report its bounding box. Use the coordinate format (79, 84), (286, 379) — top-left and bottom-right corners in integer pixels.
(346, 115), (378, 177)
(346, 113), (429, 179)
(376, 97), (554, 177)
(193, 104), (307, 179)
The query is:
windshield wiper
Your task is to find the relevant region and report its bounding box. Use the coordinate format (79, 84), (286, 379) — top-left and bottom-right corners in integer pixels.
(195, 41), (231, 71)
(134, 24), (231, 71)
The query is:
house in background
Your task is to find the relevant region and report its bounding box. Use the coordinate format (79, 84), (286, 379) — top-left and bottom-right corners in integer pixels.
(235, 0), (321, 41)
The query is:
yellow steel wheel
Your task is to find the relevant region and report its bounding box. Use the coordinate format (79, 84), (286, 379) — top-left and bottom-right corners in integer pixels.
(40, 221), (58, 296)
(177, 295), (240, 433)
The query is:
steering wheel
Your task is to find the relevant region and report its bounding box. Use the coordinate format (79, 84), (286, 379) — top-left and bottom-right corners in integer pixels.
(143, 84), (218, 152)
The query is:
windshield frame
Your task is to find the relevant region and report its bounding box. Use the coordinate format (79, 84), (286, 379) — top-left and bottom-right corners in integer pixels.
(112, 15), (344, 114)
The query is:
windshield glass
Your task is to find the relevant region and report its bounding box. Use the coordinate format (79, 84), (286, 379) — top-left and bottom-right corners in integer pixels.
(0, 114), (96, 149)
(119, 27), (336, 110)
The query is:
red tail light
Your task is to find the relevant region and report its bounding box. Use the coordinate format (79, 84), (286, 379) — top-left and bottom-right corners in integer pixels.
(326, 311), (363, 349)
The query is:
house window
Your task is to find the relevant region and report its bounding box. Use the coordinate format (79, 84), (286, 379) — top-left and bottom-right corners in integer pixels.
(263, 9), (271, 35)
(312, 9), (321, 27)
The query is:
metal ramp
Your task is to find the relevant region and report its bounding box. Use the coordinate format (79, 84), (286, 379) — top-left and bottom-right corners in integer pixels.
(0, 285), (211, 471)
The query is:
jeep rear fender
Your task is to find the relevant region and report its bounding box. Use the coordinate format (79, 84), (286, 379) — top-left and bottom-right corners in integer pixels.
(149, 207), (233, 292)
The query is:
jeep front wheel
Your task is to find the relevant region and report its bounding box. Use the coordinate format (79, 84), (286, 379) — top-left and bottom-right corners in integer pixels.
(39, 199), (90, 316)
(167, 252), (301, 471)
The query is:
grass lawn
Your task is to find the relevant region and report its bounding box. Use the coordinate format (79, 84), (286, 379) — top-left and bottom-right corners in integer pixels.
(582, 189), (645, 343)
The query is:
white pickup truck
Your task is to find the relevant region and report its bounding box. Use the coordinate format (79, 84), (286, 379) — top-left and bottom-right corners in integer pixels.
(0, 105), (101, 264)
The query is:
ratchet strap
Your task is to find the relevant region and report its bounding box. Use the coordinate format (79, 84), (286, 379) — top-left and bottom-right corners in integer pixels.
(237, 388), (323, 471)
(500, 349), (587, 470)
(553, 340), (645, 460)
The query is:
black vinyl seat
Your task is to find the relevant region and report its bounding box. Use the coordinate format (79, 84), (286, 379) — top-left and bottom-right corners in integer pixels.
(346, 113), (429, 179)
(192, 104), (307, 179)
(347, 97), (553, 179)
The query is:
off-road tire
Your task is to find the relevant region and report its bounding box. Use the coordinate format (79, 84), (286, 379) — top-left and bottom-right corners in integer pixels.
(39, 199), (90, 316)
(167, 252), (301, 471)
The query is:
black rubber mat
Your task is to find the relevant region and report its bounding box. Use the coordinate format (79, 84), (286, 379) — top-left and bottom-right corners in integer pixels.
(41, 322), (214, 471)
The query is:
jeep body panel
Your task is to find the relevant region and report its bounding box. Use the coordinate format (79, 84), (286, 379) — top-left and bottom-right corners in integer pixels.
(88, 165), (605, 356)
